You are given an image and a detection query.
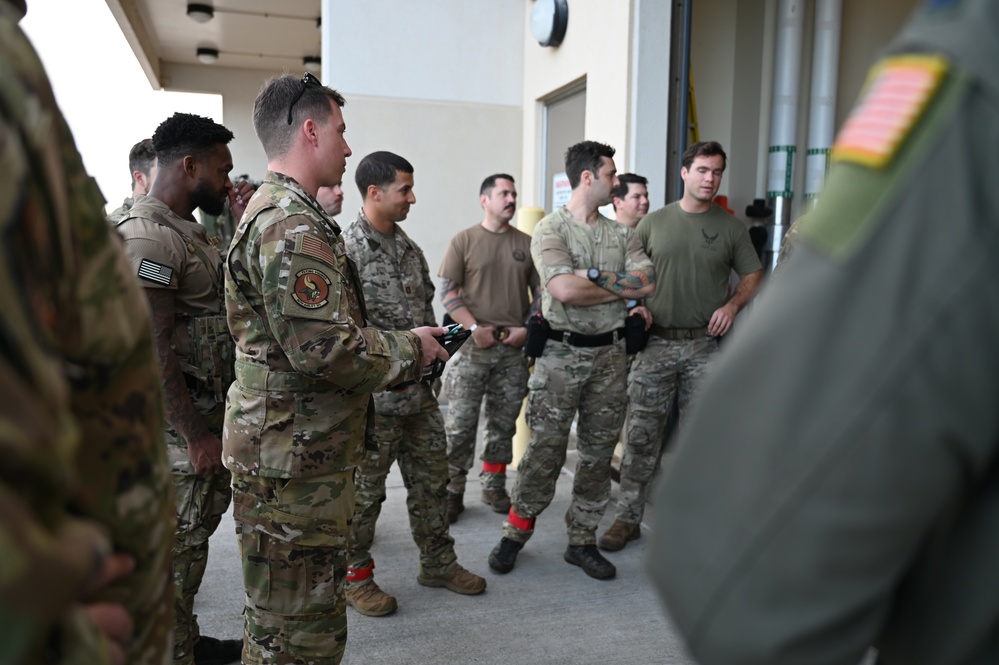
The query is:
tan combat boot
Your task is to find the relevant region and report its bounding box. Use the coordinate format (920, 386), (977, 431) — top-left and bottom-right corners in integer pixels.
(346, 560), (398, 617)
(417, 563), (487, 595)
(597, 520), (641, 552)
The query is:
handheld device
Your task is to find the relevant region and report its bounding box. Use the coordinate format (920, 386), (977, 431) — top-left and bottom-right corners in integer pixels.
(424, 323), (471, 381)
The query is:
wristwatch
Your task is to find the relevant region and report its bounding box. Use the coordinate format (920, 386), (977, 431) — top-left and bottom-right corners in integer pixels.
(625, 299), (639, 309)
(587, 267), (601, 283)
(469, 323), (479, 332)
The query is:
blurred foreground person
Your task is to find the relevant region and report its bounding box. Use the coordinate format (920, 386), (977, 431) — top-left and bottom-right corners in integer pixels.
(650, 1), (999, 664)
(0, 1), (174, 663)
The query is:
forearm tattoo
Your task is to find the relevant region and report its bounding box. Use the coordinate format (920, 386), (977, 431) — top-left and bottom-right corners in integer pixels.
(439, 277), (467, 314)
(595, 268), (656, 299)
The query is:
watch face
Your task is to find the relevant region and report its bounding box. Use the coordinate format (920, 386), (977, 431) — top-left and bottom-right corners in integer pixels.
(588, 267), (600, 281)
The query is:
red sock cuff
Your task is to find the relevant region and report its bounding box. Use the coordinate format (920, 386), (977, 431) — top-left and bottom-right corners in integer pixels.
(482, 462), (507, 474)
(507, 509), (535, 532)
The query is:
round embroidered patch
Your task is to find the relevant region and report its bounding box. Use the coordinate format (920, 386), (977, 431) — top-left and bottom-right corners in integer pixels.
(291, 268), (332, 308)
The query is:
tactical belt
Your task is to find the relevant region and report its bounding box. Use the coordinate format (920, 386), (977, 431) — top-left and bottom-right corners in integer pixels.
(549, 328), (625, 348)
(235, 359), (329, 392)
(650, 324), (709, 340)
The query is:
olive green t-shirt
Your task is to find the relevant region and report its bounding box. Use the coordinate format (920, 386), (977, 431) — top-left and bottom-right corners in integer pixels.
(638, 202), (761, 328)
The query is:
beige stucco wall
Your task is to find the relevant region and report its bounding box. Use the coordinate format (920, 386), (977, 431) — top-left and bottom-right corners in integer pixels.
(520, 0), (634, 209)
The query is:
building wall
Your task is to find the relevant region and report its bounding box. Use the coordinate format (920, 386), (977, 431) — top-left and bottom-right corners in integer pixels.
(521, 0), (634, 209)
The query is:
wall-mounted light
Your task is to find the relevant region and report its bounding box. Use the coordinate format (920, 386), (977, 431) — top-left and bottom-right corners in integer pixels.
(530, 0), (569, 48)
(303, 56), (321, 73)
(187, 3), (214, 23)
(196, 47), (219, 64)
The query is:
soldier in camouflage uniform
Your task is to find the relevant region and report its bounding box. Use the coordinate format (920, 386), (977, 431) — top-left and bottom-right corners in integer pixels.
(106, 138), (157, 225)
(341, 151), (486, 617)
(115, 113), (252, 665)
(598, 141), (763, 554)
(223, 75), (449, 665)
(487, 141), (655, 580)
(1, 2), (174, 662)
(439, 174), (540, 522)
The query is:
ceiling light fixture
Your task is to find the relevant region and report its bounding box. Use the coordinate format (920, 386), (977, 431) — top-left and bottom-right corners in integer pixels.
(187, 3), (214, 23)
(196, 47), (219, 64)
(303, 56), (321, 73)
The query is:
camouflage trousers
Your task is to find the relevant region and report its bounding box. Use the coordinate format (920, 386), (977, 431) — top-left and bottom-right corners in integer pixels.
(165, 389), (231, 664)
(443, 344), (529, 493)
(616, 335), (719, 525)
(504, 340), (628, 547)
(349, 405), (456, 577)
(232, 471), (355, 665)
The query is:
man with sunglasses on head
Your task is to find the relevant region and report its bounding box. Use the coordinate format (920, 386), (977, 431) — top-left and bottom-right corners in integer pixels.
(223, 73), (450, 665)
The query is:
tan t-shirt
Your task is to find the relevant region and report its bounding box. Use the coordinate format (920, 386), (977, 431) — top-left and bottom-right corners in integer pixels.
(116, 195), (223, 358)
(438, 224), (539, 327)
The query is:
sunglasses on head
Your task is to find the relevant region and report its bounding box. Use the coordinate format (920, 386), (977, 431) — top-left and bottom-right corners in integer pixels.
(287, 72), (322, 125)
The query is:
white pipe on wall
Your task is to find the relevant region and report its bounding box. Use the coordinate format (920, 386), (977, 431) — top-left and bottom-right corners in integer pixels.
(804, 0), (842, 204)
(765, 0), (805, 270)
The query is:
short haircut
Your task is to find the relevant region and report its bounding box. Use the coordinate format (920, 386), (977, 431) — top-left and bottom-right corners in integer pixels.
(253, 74), (346, 159)
(128, 138), (156, 188)
(480, 173), (515, 196)
(613, 173), (648, 200)
(681, 140), (727, 171)
(354, 151), (414, 198)
(564, 140), (615, 189)
(152, 113), (233, 167)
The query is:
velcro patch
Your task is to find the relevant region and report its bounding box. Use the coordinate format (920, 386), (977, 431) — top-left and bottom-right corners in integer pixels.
(831, 55), (948, 169)
(137, 258), (174, 286)
(299, 233), (336, 265)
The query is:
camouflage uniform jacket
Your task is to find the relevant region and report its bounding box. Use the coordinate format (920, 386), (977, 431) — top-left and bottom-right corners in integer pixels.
(1, 5), (174, 662)
(223, 172), (425, 478)
(344, 210), (438, 417)
(106, 196), (135, 225)
(531, 206), (654, 335)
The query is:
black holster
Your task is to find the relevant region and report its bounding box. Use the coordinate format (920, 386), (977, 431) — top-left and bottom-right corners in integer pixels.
(523, 312), (551, 358)
(625, 313), (650, 355)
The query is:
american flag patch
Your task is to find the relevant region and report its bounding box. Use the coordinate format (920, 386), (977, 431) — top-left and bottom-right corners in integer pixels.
(137, 258), (173, 286)
(832, 55), (947, 169)
(299, 233), (335, 265)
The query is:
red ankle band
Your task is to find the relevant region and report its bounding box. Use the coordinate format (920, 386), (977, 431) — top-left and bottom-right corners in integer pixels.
(347, 560), (374, 582)
(482, 462), (507, 474)
(507, 509), (534, 532)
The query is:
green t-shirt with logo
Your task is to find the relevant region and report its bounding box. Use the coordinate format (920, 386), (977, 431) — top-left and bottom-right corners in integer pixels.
(638, 201), (761, 328)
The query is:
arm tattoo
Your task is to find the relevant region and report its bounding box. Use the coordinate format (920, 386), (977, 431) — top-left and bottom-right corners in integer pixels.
(595, 267), (656, 299)
(439, 277), (467, 314)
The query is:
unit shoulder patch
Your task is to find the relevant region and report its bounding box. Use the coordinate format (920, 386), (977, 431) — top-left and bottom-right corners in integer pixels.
(831, 55), (949, 169)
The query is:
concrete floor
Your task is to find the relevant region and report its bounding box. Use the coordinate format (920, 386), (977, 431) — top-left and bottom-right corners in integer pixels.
(195, 462), (695, 665)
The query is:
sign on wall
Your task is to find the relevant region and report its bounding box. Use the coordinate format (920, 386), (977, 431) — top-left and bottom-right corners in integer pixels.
(552, 172), (572, 210)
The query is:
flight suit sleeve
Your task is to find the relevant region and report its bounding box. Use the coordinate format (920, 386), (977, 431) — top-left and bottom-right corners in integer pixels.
(649, 39), (999, 665)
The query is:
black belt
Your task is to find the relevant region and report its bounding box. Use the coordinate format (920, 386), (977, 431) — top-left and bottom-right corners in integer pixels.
(549, 328), (625, 348)
(649, 325), (709, 340)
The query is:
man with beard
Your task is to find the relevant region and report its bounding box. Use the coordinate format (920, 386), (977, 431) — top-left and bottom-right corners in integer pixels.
(115, 112), (252, 665)
(439, 173), (540, 523)
(598, 141), (762, 553)
(488, 141), (655, 580)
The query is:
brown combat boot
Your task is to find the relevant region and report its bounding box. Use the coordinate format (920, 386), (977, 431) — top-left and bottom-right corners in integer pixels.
(346, 580), (398, 617)
(447, 491), (464, 523)
(481, 487), (511, 513)
(597, 520), (641, 552)
(417, 563), (487, 595)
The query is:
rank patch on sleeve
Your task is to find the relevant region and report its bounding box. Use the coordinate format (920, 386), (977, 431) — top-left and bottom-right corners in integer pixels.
(137, 258), (173, 286)
(291, 268), (332, 309)
(832, 55), (948, 169)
